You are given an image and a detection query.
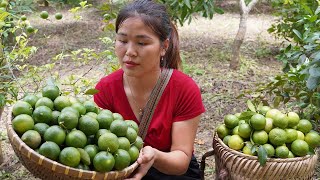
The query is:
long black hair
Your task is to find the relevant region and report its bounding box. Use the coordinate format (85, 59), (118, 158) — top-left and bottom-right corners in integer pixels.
(115, 0), (181, 69)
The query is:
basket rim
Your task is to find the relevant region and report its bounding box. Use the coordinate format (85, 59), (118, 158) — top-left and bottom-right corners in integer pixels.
(214, 132), (318, 162)
(6, 108), (139, 178)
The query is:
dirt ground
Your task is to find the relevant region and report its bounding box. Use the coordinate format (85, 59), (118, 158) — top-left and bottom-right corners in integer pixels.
(0, 3), (318, 180)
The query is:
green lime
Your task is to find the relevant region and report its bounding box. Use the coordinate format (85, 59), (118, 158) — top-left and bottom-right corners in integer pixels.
(250, 114), (266, 130)
(224, 114), (239, 129)
(66, 130), (87, 148)
(216, 124), (230, 139)
(21, 130), (41, 149)
(113, 149), (131, 170)
(42, 85), (60, 101)
(93, 151), (115, 172)
(39, 141), (61, 160)
(59, 147), (81, 167)
(33, 106), (52, 124)
(268, 128), (287, 146)
(12, 101), (33, 116)
(23, 94), (39, 108)
(44, 125), (66, 146)
(34, 123), (49, 137)
(78, 115), (99, 136)
(98, 132), (119, 153)
(291, 140), (309, 157)
(12, 114), (34, 135)
(110, 119), (128, 137)
(35, 97), (54, 110)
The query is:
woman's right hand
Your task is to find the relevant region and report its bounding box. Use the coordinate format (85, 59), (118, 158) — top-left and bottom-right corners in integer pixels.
(125, 146), (156, 180)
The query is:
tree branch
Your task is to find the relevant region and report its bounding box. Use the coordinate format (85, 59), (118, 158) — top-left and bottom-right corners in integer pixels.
(247, 0), (259, 12)
(240, 0), (246, 14)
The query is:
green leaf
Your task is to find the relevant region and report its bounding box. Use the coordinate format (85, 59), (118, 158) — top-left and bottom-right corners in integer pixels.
(309, 67), (320, 77)
(292, 29), (302, 40)
(84, 88), (99, 95)
(239, 111), (256, 120)
(247, 100), (256, 112)
(257, 146), (268, 166)
(184, 0), (191, 9)
(307, 76), (320, 90)
(46, 77), (56, 86)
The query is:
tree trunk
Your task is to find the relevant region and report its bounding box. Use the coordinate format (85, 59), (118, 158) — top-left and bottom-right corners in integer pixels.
(44, 0), (49, 7)
(230, 0), (259, 70)
(230, 14), (248, 70)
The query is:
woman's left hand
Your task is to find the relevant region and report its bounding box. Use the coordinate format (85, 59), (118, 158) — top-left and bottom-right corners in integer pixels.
(125, 146), (156, 180)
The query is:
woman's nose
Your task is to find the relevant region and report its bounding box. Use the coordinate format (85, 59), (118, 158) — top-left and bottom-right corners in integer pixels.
(125, 43), (137, 57)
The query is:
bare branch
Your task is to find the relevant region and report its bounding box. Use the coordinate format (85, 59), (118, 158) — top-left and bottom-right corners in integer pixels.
(240, 0), (246, 14)
(247, 0), (259, 12)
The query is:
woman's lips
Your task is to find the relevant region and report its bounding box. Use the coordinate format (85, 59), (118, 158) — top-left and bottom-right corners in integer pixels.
(124, 61), (138, 68)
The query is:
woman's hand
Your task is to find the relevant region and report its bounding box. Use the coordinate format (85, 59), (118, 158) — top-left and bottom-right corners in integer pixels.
(125, 146), (156, 180)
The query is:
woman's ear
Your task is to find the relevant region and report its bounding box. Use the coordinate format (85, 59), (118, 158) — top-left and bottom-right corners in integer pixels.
(161, 39), (170, 56)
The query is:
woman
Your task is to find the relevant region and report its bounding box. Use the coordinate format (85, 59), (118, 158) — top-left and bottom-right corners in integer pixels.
(94, 0), (205, 179)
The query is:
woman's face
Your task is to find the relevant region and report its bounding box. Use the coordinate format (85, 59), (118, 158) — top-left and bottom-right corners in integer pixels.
(115, 17), (167, 77)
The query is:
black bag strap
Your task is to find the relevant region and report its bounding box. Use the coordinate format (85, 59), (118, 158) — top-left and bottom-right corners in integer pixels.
(138, 68), (173, 140)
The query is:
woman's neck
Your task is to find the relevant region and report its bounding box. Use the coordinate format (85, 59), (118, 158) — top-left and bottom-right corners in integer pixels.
(124, 69), (161, 93)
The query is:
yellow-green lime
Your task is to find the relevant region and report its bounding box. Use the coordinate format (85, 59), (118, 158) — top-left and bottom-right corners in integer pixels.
(96, 111), (113, 129)
(216, 124), (229, 139)
(262, 144), (275, 157)
(40, 11), (49, 19)
(66, 130), (87, 148)
(44, 125), (66, 146)
(113, 149), (131, 170)
(21, 15), (27, 21)
(68, 96), (79, 104)
(296, 130), (305, 140)
(264, 117), (273, 133)
(242, 144), (255, 156)
(286, 112), (300, 128)
(223, 135), (231, 145)
(54, 96), (71, 111)
(134, 136), (144, 150)
(252, 130), (268, 145)
(228, 135), (244, 150)
(126, 127), (138, 143)
(113, 113), (124, 121)
(86, 112), (98, 119)
(285, 129), (298, 143)
(304, 131), (320, 148)
(51, 110), (60, 125)
(77, 148), (91, 166)
(238, 120), (246, 125)
(275, 145), (289, 158)
(78, 115), (99, 136)
(84, 144), (99, 162)
(232, 126), (239, 135)
(259, 106), (271, 115)
(128, 146), (139, 163)
(23, 94), (39, 108)
(291, 139), (309, 157)
(250, 114), (266, 130)
(238, 123), (252, 139)
(110, 120), (128, 137)
(12, 114), (34, 135)
(39, 141), (61, 160)
(268, 128), (287, 146)
(98, 132), (119, 153)
(272, 112), (288, 129)
(42, 85), (59, 101)
(59, 147), (81, 167)
(33, 123), (49, 137)
(118, 137), (131, 151)
(266, 109), (281, 119)
(58, 111), (78, 130)
(224, 114), (239, 129)
(93, 151), (115, 172)
(35, 97), (54, 110)
(83, 101), (98, 113)
(21, 130), (41, 149)
(12, 101), (33, 116)
(71, 103), (86, 115)
(125, 120), (139, 133)
(100, 109), (113, 115)
(288, 151), (295, 158)
(33, 106), (52, 124)
(95, 129), (110, 143)
(296, 119), (313, 134)
(55, 12), (63, 20)
(61, 107), (80, 118)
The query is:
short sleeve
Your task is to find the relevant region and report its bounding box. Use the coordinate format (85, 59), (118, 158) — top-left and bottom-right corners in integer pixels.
(94, 79), (113, 111)
(173, 77), (205, 122)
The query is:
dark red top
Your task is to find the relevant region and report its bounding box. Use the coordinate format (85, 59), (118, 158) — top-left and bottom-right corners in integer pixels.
(94, 69), (205, 152)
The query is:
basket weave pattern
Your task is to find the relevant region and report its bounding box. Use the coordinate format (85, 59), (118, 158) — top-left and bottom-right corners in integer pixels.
(213, 134), (318, 180)
(6, 112), (139, 180)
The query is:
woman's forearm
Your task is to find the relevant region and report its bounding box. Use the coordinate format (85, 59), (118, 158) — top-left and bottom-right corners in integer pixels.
(152, 149), (191, 175)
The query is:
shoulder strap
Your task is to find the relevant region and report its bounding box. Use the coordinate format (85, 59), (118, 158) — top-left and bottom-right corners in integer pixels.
(138, 68), (173, 140)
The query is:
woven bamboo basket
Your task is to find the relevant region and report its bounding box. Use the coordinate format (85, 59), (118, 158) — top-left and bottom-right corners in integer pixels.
(6, 112), (139, 180)
(212, 133), (318, 180)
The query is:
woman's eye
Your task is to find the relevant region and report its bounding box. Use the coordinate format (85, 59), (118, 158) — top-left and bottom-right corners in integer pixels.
(117, 39), (127, 43)
(138, 42), (146, 46)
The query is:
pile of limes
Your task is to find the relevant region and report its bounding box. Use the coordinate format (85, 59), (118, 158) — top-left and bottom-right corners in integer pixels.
(216, 105), (320, 159)
(11, 85), (143, 172)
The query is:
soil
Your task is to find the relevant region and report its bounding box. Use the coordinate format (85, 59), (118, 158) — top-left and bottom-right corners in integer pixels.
(0, 3), (318, 180)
